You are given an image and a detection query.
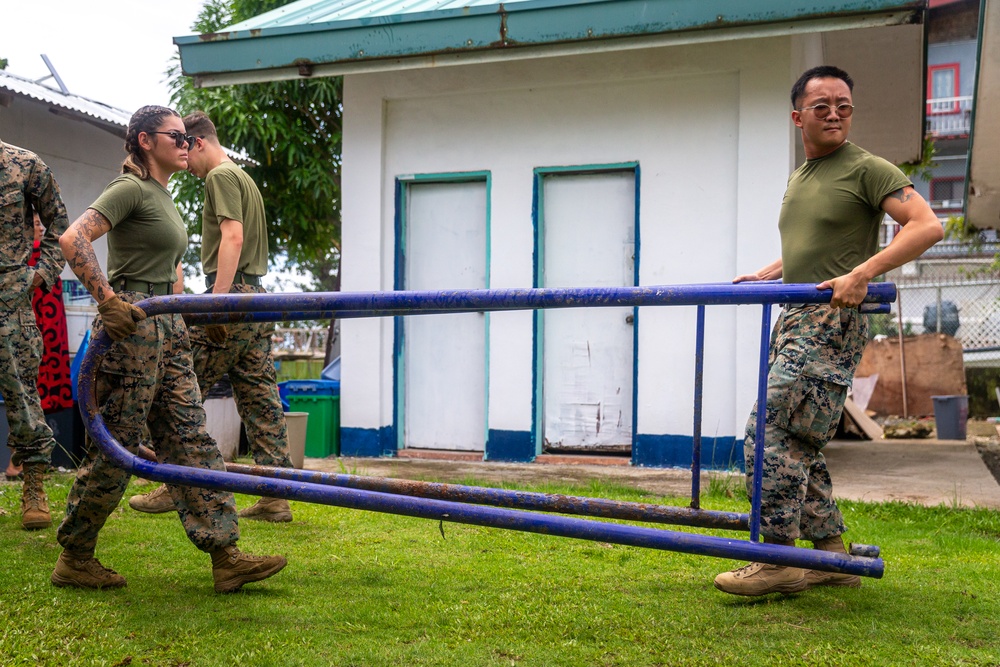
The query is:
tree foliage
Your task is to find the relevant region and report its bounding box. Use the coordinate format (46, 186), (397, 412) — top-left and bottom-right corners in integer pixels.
(168, 0), (343, 291)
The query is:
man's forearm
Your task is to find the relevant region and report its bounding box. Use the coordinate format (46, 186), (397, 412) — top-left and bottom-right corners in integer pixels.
(854, 218), (943, 281)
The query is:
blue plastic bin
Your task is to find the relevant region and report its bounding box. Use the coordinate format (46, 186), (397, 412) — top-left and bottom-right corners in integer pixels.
(277, 379), (341, 411)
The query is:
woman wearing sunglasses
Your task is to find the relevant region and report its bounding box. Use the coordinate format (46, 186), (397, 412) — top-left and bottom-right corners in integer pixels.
(52, 105), (287, 593)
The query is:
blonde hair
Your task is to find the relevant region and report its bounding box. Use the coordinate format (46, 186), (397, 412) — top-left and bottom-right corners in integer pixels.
(121, 105), (181, 180)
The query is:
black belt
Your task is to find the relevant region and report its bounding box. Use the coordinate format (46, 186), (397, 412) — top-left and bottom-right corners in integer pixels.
(117, 278), (172, 296)
(206, 271), (262, 288)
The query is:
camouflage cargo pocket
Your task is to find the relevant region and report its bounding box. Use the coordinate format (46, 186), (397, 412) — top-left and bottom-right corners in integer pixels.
(767, 366), (846, 448)
(187, 324), (227, 351)
(98, 348), (156, 425)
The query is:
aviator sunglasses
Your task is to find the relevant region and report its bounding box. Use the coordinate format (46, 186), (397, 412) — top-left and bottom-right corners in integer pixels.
(149, 130), (195, 149)
(796, 103), (855, 118)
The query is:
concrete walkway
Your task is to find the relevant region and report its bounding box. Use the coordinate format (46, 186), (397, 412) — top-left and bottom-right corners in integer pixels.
(310, 438), (1000, 510)
(824, 438), (1000, 508)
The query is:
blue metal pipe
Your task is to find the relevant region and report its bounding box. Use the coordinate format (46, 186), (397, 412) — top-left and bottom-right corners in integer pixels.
(691, 304), (706, 509)
(78, 281), (894, 577)
(137, 282), (896, 320)
(77, 351), (881, 576)
(749, 304), (773, 543)
(184, 300), (890, 325)
(224, 462), (748, 531)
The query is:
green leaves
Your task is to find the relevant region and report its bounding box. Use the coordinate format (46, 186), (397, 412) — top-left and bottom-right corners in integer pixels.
(169, 0), (342, 291)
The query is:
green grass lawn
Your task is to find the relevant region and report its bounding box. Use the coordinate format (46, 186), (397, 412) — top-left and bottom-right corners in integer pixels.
(1, 469), (998, 667)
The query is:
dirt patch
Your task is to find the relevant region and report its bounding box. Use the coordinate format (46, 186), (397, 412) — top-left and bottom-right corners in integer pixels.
(967, 420), (1000, 485)
(975, 440), (1000, 486)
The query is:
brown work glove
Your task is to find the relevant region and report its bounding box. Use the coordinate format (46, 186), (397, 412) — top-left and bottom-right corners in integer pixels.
(98, 295), (147, 341)
(205, 323), (228, 344)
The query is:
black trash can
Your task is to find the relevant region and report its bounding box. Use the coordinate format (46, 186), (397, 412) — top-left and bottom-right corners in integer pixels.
(923, 301), (960, 336)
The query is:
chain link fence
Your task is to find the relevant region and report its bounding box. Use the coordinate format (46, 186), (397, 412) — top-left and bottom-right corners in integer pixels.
(869, 246), (1000, 368)
(867, 223), (1000, 417)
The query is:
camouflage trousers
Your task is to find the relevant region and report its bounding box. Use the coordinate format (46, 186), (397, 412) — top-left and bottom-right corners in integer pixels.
(743, 304), (869, 543)
(0, 297), (56, 467)
(188, 283), (291, 469)
(57, 291), (239, 556)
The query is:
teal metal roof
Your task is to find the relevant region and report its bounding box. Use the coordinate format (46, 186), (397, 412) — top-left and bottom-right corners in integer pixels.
(176, 0), (926, 83)
(223, 0), (538, 31)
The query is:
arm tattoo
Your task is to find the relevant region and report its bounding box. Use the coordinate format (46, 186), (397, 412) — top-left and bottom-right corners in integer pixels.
(887, 187), (915, 204)
(64, 209), (113, 303)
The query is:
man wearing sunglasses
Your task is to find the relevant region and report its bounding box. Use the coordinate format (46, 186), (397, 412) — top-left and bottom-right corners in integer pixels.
(0, 138), (69, 530)
(129, 111), (295, 523)
(715, 66), (944, 597)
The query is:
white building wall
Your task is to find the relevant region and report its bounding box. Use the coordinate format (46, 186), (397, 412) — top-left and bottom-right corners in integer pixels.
(0, 96), (119, 277)
(341, 37), (801, 462)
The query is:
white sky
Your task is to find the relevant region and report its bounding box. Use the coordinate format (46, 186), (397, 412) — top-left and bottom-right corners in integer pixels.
(4, 0), (316, 290)
(2, 0), (209, 112)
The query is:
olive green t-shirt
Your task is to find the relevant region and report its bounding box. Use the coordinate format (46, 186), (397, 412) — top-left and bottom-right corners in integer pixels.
(201, 162), (268, 277)
(90, 174), (187, 285)
(779, 142), (911, 284)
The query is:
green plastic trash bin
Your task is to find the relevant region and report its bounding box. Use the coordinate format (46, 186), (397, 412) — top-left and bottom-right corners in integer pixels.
(288, 394), (339, 457)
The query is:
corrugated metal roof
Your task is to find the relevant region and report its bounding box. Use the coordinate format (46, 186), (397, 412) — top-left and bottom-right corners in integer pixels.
(0, 70), (257, 165)
(176, 0), (927, 84)
(224, 0), (536, 31)
(0, 69), (131, 135)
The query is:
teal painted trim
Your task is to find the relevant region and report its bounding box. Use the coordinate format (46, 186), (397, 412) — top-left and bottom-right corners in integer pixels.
(630, 165), (641, 452)
(393, 179), (408, 454)
(484, 173), (493, 451)
(177, 0), (924, 76)
(531, 163), (640, 456)
(394, 171), (492, 453)
(530, 170), (545, 455)
(398, 171), (492, 183)
(534, 161), (639, 176)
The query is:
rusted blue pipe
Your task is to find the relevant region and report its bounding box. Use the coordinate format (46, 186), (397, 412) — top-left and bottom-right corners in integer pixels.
(78, 282), (893, 577)
(76, 373), (881, 576)
(185, 299), (889, 325)
(224, 462), (748, 531)
(749, 305), (773, 543)
(691, 304), (706, 509)
(139, 282), (896, 321)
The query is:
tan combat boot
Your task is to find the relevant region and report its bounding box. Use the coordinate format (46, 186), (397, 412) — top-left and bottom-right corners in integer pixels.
(714, 539), (808, 596)
(211, 545), (288, 593)
(804, 535), (862, 589)
(239, 497), (293, 523)
(128, 484), (176, 514)
(51, 550), (127, 589)
(21, 463), (51, 530)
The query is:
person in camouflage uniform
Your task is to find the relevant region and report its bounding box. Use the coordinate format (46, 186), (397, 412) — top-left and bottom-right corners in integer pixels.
(0, 138), (69, 530)
(52, 105), (287, 593)
(714, 66), (944, 597)
(129, 110), (294, 522)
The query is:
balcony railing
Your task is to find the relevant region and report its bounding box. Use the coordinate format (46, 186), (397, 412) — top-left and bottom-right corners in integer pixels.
(926, 96), (973, 137)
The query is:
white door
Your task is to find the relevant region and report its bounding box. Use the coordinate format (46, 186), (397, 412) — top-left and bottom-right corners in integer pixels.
(541, 172), (635, 451)
(404, 181), (487, 451)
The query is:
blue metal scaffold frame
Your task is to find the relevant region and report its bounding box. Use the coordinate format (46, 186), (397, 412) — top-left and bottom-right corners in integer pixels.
(77, 282), (893, 578)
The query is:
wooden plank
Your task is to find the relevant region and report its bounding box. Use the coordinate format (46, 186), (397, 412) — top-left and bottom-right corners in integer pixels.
(843, 397), (884, 440)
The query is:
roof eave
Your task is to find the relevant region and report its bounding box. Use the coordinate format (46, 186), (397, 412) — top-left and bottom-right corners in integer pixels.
(177, 0), (926, 86)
